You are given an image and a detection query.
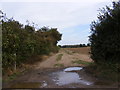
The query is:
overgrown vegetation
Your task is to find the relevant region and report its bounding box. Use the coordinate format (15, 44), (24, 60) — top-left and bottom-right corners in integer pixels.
(89, 1), (119, 81)
(86, 63), (118, 81)
(3, 71), (22, 82)
(90, 1), (120, 66)
(1, 11), (62, 74)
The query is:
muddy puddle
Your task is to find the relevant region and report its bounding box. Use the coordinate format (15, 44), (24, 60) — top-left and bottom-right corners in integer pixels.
(6, 66), (117, 88)
(51, 67), (93, 86)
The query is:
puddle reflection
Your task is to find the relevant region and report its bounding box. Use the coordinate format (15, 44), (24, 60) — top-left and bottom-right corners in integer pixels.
(51, 67), (93, 86)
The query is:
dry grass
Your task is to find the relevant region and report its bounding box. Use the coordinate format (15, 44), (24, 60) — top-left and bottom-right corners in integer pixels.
(64, 47), (90, 55)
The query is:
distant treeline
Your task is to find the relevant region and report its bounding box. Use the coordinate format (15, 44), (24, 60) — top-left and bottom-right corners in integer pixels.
(59, 43), (90, 48)
(1, 11), (62, 73)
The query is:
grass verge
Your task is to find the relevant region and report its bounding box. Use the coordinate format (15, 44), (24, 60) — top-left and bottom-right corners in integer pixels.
(72, 59), (93, 66)
(85, 63), (118, 82)
(3, 71), (22, 82)
(54, 63), (64, 67)
(56, 54), (63, 61)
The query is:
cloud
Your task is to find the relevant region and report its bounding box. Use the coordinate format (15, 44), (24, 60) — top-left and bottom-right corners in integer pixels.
(1, 0), (113, 45)
(2, 2), (111, 28)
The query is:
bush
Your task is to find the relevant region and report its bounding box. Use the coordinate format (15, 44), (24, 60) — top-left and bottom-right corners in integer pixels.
(1, 11), (62, 72)
(89, 1), (120, 65)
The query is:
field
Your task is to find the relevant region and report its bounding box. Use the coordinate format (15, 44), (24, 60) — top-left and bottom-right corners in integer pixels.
(66, 47), (90, 55)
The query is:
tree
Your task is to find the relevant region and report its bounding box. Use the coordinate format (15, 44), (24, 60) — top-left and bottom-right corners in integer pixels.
(89, 1), (120, 65)
(1, 11), (62, 73)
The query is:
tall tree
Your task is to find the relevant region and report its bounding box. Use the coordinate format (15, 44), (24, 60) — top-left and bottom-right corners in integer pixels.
(89, 1), (120, 65)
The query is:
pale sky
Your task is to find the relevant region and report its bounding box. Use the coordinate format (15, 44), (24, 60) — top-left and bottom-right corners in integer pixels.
(0, 0), (117, 45)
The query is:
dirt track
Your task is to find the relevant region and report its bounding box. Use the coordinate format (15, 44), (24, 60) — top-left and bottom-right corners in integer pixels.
(34, 47), (93, 69)
(3, 47), (118, 89)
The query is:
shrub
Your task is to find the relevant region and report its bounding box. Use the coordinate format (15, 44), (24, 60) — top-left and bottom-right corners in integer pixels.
(89, 1), (120, 65)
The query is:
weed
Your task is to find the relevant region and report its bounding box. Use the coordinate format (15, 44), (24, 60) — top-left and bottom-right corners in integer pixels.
(56, 54), (63, 61)
(72, 60), (93, 65)
(54, 63), (64, 67)
(4, 72), (21, 82)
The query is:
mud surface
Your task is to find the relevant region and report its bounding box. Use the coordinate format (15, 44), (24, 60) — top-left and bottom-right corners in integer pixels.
(3, 67), (118, 88)
(2, 48), (118, 88)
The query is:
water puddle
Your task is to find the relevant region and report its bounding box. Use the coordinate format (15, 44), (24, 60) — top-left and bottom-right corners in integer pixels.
(8, 67), (94, 88)
(64, 67), (83, 72)
(51, 67), (93, 86)
(52, 71), (80, 85)
(41, 81), (48, 87)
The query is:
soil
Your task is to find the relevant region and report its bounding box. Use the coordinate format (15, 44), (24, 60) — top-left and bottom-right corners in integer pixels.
(2, 47), (119, 89)
(33, 47), (92, 69)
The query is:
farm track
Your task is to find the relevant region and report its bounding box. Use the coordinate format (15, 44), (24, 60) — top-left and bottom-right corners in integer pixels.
(2, 47), (118, 89)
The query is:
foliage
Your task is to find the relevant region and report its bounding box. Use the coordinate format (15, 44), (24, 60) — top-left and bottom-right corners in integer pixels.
(1, 11), (62, 72)
(89, 1), (120, 66)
